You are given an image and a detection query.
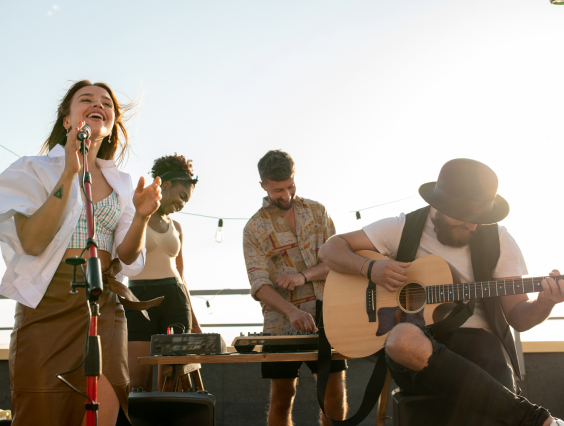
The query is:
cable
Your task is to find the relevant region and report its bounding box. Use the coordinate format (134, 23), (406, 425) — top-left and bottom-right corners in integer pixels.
(0, 144), (21, 158)
(177, 212), (247, 220)
(167, 323), (187, 333)
(56, 268), (96, 417)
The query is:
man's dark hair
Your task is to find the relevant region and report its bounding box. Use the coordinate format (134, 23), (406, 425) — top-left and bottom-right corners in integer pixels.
(258, 150), (295, 182)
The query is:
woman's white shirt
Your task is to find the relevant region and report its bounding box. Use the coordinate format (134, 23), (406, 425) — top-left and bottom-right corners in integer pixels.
(0, 145), (145, 308)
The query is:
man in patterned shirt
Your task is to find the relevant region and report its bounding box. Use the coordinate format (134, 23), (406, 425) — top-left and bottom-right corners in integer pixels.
(243, 150), (347, 426)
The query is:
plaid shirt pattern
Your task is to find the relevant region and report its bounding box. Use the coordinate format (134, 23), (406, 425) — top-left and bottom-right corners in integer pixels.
(68, 192), (120, 252)
(243, 196), (335, 335)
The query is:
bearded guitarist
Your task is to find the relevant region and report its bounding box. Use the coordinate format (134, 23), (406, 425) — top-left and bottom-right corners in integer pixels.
(319, 158), (564, 426)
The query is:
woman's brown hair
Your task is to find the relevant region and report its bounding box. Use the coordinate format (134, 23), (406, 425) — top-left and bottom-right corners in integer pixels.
(39, 80), (135, 167)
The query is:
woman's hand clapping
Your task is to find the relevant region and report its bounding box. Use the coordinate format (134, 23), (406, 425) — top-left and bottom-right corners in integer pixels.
(133, 176), (162, 218)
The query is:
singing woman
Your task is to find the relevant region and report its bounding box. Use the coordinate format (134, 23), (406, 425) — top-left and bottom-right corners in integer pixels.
(0, 80), (162, 426)
(126, 153), (202, 392)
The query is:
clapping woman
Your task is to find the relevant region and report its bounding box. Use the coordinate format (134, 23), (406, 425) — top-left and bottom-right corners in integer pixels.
(126, 154), (202, 392)
(0, 80), (162, 426)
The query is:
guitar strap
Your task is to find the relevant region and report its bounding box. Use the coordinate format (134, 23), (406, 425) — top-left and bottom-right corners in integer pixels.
(427, 299), (475, 337)
(316, 317), (388, 426)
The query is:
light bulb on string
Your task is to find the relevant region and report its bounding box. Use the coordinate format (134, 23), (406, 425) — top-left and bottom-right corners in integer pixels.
(356, 211), (362, 230)
(551, 0), (564, 4)
(215, 219), (224, 243)
(206, 300), (214, 315)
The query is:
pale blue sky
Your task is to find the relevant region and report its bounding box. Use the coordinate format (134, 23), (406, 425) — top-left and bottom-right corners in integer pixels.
(1, 0), (563, 341)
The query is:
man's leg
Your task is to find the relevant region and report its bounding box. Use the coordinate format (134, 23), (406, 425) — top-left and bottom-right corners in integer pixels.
(268, 378), (298, 426)
(318, 370), (347, 426)
(386, 323), (553, 426)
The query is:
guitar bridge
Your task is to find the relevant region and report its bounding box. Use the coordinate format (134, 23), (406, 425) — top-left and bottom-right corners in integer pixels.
(366, 283), (376, 322)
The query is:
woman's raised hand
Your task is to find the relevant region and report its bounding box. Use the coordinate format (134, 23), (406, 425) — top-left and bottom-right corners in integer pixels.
(63, 120), (91, 177)
(133, 176), (162, 218)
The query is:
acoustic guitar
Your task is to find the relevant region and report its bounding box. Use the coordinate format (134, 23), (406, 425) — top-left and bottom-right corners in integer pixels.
(323, 250), (551, 358)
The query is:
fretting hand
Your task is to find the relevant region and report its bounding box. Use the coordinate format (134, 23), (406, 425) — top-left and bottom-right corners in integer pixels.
(538, 269), (564, 307)
(133, 176), (162, 218)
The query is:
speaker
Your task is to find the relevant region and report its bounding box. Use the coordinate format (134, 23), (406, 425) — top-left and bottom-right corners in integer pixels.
(128, 391), (216, 426)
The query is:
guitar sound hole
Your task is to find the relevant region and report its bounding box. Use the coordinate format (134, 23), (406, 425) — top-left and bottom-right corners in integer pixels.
(398, 282), (426, 313)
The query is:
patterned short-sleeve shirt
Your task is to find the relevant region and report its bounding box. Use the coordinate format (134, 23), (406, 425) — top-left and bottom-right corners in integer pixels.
(243, 196), (336, 335)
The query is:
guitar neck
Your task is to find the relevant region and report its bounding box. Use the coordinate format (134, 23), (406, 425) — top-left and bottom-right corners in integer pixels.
(426, 275), (564, 304)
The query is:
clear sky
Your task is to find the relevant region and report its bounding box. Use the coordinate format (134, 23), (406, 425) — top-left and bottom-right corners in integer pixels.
(1, 0), (563, 342)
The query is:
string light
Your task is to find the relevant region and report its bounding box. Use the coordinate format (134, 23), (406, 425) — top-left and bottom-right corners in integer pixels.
(206, 300), (214, 315)
(215, 219), (224, 243)
(0, 142), (415, 243)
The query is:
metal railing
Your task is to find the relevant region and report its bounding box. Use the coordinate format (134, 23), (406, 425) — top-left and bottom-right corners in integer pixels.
(0, 289), (258, 331)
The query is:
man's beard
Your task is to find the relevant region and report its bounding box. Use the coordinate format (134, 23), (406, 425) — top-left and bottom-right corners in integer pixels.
(431, 211), (477, 248)
(269, 194), (295, 211)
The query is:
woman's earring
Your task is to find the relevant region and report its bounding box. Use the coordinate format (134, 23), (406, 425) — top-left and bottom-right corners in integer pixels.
(65, 128), (69, 136)
(107, 132), (112, 143)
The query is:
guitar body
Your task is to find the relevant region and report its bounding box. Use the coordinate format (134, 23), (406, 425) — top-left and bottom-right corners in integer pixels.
(323, 251), (454, 358)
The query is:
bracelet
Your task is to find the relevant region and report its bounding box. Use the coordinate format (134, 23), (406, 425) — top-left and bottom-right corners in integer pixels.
(359, 258), (369, 276)
(299, 271), (308, 284)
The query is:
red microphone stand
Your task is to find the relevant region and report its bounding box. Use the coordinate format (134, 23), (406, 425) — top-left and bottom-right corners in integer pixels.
(65, 130), (104, 426)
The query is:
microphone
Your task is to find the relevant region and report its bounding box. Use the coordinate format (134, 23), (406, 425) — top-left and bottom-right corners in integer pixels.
(77, 124), (92, 154)
(77, 124), (92, 141)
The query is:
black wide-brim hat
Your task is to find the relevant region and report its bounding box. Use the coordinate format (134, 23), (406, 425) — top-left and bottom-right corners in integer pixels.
(419, 158), (510, 225)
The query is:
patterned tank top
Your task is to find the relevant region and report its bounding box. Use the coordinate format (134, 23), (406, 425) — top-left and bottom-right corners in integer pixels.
(68, 192), (120, 252)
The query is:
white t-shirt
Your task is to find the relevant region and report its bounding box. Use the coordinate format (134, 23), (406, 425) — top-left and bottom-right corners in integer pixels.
(362, 208), (528, 331)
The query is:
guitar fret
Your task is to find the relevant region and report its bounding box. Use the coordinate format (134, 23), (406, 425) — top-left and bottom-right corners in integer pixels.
(423, 275), (563, 305)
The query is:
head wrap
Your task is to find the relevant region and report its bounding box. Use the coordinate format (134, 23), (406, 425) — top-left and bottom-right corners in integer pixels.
(159, 171), (198, 186)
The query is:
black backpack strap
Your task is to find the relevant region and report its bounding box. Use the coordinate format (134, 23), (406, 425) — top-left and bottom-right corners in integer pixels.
(317, 326), (387, 426)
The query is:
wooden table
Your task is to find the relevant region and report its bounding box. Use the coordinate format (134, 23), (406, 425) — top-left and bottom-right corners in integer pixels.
(139, 350), (391, 426)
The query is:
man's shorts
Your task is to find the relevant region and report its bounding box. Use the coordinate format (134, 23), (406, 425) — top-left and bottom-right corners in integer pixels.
(261, 359), (347, 379)
(261, 299), (347, 379)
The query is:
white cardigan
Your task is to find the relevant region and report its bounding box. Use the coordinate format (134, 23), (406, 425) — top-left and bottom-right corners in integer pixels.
(0, 145), (145, 308)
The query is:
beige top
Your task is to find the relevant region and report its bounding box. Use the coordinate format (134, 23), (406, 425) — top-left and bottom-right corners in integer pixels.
(130, 219), (181, 281)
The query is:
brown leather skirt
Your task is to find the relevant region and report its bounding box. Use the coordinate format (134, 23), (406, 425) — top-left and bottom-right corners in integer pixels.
(9, 261), (162, 426)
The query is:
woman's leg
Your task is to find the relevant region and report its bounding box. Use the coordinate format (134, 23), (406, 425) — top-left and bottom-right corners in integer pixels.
(80, 374), (119, 426)
(128, 341), (153, 391)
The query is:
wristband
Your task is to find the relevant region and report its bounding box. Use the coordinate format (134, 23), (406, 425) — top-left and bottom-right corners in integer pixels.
(366, 260), (376, 282)
(299, 271), (308, 284)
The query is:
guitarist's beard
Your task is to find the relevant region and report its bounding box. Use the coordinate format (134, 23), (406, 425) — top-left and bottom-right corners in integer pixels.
(431, 211), (478, 248)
